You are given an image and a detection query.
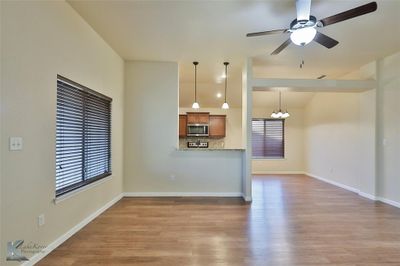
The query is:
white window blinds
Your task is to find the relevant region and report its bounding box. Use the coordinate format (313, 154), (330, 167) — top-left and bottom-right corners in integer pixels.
(252, 119), (284, 158)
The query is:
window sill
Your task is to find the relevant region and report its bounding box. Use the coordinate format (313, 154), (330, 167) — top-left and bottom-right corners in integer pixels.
(252, 157), (286, 161)
(54, 175), (112, 204)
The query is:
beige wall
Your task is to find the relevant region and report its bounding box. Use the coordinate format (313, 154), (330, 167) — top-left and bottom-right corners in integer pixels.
(302, 51), (400, 204)
(252, 108), (305, 174)
(304, 93), (362, 188)
(304, 91), (376, 197)
(0, 1), (124, 263)
(179, 107), (243, 149)
(377, 51), (400, 203)
(358, 89), (376, 196)
(124, 61), (243, 194)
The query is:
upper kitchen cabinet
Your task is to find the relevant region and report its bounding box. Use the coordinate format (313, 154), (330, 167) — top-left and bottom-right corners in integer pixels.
(179, 115), (187, 138)
(187, 112), (209, 124)
(209, 115), (226, 138)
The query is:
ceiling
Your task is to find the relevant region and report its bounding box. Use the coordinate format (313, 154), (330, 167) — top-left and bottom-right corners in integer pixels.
(68, 0), (400, 107)
(253, 91), (315, 108)
(179, 80), (242, 108)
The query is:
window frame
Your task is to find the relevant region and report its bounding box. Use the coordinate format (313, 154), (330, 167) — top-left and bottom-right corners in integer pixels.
(55, 75), (112, 198)
(251, 118), (285, 159)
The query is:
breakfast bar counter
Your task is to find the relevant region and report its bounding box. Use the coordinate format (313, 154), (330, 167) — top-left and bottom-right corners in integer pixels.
(177, 148), (245, 151)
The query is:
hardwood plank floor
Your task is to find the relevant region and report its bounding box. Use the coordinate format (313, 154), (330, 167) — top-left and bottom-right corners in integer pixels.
(38, 175), (400, 265)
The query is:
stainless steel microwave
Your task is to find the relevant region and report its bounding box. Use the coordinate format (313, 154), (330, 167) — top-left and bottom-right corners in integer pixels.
(187, 124), (209, 137)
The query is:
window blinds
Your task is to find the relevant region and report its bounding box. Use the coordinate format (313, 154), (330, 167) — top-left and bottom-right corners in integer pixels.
(56, 76), (112, 197)
(252, 119), (284, 158)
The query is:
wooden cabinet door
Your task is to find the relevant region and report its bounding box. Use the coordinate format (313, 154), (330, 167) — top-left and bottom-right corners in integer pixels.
(186, 112), (209, 124)
(186, 113), (198, 124)
(179, 115), (187, 137)
(209, 115), (226, 138)
(197, 113), (210, 124)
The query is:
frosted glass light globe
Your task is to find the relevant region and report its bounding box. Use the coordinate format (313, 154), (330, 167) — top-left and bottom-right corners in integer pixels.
(290, 27), (317, 46)
(192, 102), (200, 109)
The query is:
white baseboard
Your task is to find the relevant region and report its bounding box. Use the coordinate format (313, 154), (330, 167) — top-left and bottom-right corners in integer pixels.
(252, 171), (306, 175)
(358, 191), (377, 201)
(23, 193), (123, 266)
(242, 195), (252, 202)
(305, 172), (359, 193)
(123, 192), (243, 197)
(377, 197), (400, 208)
(304, 173), (400, 209)
(124, 191), (251, 203)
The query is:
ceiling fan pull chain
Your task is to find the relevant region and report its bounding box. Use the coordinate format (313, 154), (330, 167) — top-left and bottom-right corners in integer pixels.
(299, 47), (305, 69)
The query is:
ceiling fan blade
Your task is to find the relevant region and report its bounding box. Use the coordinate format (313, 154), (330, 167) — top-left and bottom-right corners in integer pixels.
(319, 1), (377, 27)
(246, 29), (288, 37)
(296, 0), (312, 21)
(271, 39), (291, 55)
(313, 32), (339, 48)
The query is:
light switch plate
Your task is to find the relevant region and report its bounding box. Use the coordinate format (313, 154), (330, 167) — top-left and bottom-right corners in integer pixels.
(38, 214), (45, 227)
(9, 137), (23, 151)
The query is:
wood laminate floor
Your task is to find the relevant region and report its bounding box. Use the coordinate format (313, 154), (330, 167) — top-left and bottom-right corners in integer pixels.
(38, 175), (400, 265)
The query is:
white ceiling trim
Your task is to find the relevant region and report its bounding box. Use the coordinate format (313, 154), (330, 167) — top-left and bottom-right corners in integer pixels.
(252, 78), (376, 92)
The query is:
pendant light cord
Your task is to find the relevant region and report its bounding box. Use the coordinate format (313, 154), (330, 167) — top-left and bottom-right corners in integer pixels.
(224, 62), (229, 103)
(193, 61), (198, 103)
(279, 91), (282, 111)
(195, 64), (197, 102)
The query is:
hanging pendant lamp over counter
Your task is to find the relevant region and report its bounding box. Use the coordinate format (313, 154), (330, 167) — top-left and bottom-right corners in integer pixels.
(271, 91), (290, 119)
(192, 61), (200, 109)
(222, 62), (230, 109)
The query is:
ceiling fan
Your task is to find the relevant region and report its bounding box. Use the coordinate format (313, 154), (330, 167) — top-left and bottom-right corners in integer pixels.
(246, 0), (377, 55)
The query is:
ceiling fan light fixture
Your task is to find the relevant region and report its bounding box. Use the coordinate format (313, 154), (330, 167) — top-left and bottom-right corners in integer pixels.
(290, 27), (317, 46)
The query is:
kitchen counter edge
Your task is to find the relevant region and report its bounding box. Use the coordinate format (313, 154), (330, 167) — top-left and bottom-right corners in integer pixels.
(177, 148), (245, 151)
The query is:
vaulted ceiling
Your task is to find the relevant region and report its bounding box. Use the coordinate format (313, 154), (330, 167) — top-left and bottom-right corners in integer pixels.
(68, 0), (400, 107)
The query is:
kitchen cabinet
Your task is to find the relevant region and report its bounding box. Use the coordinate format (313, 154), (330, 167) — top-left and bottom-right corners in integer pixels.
(209, 115), (226, 138)
(179, 115), (187, 138)
(186, 112), (209, 124)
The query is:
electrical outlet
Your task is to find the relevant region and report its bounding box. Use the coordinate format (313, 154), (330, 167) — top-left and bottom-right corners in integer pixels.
(9, 137), (23, 151)
(38, 214), (45, 227)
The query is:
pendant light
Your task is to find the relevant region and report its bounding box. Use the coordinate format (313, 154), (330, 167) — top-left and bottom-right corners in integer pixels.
(192, 61), (200, 109)
(221, 62), (229, 109)
(271, 91), (290, 118)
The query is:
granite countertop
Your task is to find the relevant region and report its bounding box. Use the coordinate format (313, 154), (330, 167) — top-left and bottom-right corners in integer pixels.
(177, 148), (245, 151)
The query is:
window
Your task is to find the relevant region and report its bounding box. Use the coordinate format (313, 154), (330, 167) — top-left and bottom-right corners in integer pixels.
(252, 119), (284, 158)
(56, 75), (112, 197)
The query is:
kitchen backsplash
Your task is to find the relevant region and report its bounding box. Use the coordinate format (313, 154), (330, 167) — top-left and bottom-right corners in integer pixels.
(179, 138), (225, 149)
